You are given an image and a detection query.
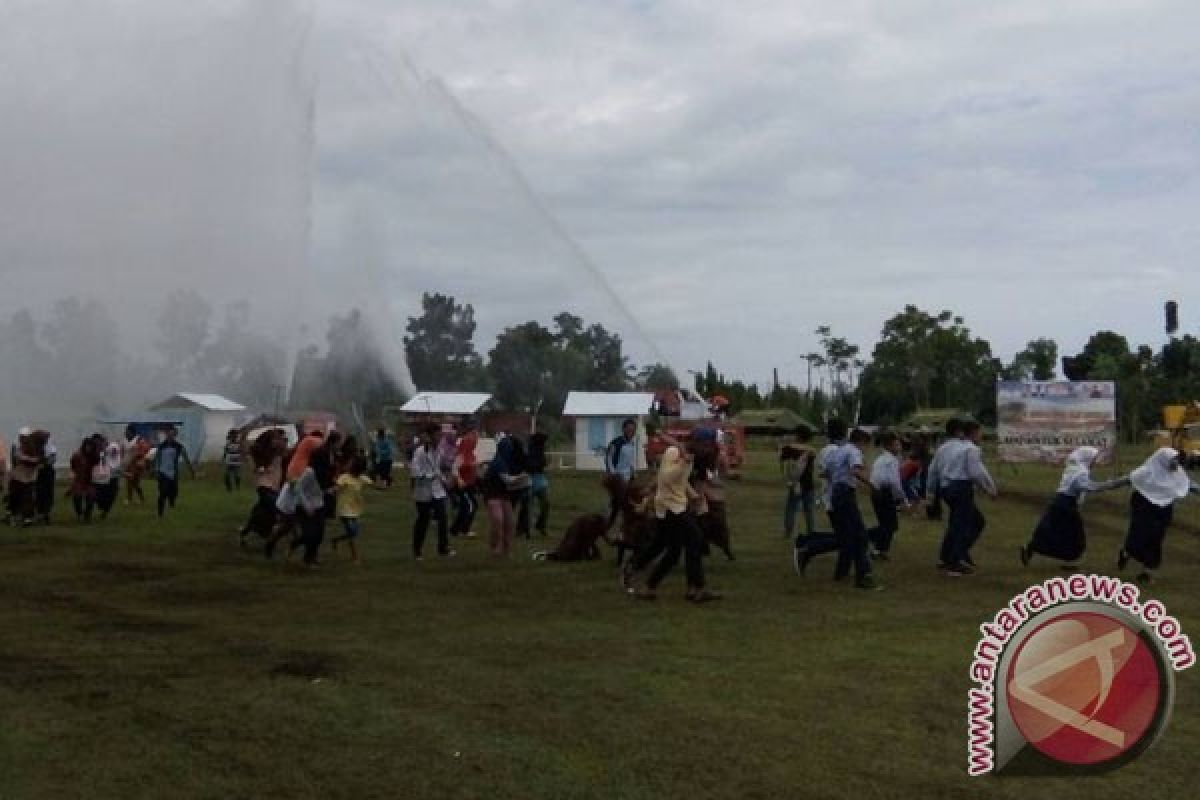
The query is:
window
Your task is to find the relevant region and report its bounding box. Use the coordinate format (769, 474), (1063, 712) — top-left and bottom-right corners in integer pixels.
(588, 418), (609, 453)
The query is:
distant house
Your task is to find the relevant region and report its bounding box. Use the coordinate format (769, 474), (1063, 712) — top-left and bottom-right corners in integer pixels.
(563, 391), (654, 471)
(147, 393), (252, 461)
(400, 392), (493, 422)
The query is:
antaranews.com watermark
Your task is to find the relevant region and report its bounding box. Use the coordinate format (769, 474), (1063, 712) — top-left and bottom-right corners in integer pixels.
(968, 574), (1194, 776)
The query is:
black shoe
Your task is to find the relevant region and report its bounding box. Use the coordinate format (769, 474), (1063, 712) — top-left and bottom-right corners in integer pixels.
(1117, 549), (1129, 571)
(855, 575), (883, 591)
(963, 554), (976, 567)
(1018, 545), (1031, 567)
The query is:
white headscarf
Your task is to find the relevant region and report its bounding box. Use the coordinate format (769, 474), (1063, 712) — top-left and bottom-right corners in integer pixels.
(1057, 446), (1099, 494)
(1130, 447), (1191, 507)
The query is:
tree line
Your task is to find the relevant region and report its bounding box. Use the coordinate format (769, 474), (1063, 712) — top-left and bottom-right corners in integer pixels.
(5, 291), (1194, 445)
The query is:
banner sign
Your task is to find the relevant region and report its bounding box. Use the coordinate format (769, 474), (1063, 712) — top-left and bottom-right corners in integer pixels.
(996, 381), (1117, 464)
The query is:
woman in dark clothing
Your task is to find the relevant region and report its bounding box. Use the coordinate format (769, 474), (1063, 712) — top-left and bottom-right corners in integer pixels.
(239, 429), (286, 547)
(1117, 447), (1197, 583)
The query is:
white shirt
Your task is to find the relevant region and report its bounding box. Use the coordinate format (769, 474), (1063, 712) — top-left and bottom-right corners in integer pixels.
(870, 451), (907, 503)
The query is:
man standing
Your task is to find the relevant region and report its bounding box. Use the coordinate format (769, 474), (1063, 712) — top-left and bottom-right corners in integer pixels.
(154, 426), (195, 519)
(603, 418), (638, 530)
(868, 432), (911, 559)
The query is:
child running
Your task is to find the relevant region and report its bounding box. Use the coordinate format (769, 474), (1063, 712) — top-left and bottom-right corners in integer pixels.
(1117, 448), (1198, 584)
(332, 455), (373, 564)
(867, 431), (911, 560)
(1020, 446), (1127, 570)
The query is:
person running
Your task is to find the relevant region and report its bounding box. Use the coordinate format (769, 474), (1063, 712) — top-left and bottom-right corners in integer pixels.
(1021, 446), (1127, 570)
(222, 429), (243, 492)
(331, 455), (372, 564)
(265, 430), (323, 559)
(373, 428), (394, 488)
(91, 435), (117, 520)
(239, 429), (286, 547)
(153, 426), (195, 519)
(409, 425), (454, 560)
(286, 431), (340, 567)
(603, 419), (638, 530)
(68, 437), (100, 523)
(527, 432), (550, 536)
(626, 434), (719, 603)
(793, 419), (846, 576)
(7, 428), (41, 526)
(35, 434), (57, 524)
(867, 431), (911, 560)
(1117, 448), (1198, 584)
(827, 428), (881, 590)
(930, 420), (996, 576)
(781, 427), (816, 538)
(122, 425), (150, 505)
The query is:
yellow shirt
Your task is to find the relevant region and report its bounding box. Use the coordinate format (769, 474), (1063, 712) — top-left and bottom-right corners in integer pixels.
(654, 446), (697, 518)
(335, 474), (371, 518)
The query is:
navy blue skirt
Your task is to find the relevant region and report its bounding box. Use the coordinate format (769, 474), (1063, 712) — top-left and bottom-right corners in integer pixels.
(1030, 493), (1085, 562)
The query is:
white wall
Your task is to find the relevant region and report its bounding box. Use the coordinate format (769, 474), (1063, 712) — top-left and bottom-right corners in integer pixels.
(572, 416), (647, 471)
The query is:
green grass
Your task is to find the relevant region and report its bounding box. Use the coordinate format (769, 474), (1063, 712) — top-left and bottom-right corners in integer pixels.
(1, 452), (1198, 799)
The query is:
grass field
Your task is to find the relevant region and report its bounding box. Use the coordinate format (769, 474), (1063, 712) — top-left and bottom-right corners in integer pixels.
(1, 449), (1197, 799)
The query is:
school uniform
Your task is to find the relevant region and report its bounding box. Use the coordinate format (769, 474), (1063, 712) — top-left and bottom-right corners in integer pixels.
(932, 439), (995, 570)
(829, 442), (872, 585)
(1120, 448), (1197, 575)
(868, 451), (907, 555)
(1026, 447), (1125, 564)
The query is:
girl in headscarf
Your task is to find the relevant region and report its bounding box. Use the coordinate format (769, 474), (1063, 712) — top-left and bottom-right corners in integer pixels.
(1117, 447), (1197, 583)
(1020, 446), (1127, 569)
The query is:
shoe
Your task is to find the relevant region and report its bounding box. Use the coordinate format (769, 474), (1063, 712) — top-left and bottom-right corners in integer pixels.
(943, 564), (966, 577)
(440, 549), (457, 558)
(1117, 549), (1129, 571)
(871, 550), (889, 561)
(414, 554), (424, 562)
(963, 554), (976, 568)
(464, 531), (477, 539)
(630, 587), (657, 601)
(793, 546), (813, 577)
(854, 575), (883, 591)
(687, 588), (722, 603)
(1018, 545), (1031, 567)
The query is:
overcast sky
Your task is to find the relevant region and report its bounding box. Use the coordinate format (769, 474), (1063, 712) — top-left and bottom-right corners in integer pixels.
(5, 0), (1200, 391)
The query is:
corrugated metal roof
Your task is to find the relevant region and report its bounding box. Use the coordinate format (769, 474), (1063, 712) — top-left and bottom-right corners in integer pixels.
(151, 393), (247, 412)
(400, 392), (492, 414)
(563, 391), (654, 417)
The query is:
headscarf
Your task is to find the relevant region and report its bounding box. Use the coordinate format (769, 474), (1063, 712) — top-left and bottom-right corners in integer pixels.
(1130, 447), (1191, 507)
(1057, 446), (1099, 494)
(286, 433), (323, 482)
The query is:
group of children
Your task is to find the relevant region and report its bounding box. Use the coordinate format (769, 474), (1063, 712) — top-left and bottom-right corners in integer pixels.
(781, 416), (1199, 590)
(3, 424), (193, 526)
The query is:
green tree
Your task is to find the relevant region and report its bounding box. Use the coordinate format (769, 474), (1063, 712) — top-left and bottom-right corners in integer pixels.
(635, 363), (680, 391)
(1004, 338), (1058, 381)
(403, 292), (487, 391)
(858, 306), (997, 424)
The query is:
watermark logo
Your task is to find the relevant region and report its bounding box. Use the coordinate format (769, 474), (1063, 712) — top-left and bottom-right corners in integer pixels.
(968, 574), (1193, 776)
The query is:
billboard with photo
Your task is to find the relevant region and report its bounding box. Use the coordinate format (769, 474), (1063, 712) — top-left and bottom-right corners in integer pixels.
(996, 381), (1117, 464)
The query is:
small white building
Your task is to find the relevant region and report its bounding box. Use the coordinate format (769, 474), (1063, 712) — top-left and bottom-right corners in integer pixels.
(400, 392), (493, 418)
(563, 391), (654, 471)
(147, 393), (251, 461)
